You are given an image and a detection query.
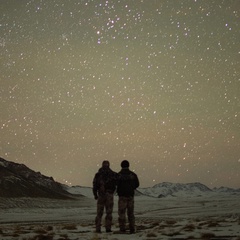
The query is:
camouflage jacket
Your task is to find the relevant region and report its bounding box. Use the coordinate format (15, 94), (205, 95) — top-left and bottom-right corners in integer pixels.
(93, 167), (118, 197)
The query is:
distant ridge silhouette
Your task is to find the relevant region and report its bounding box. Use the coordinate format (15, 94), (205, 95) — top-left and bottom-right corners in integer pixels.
(1, 157), (239, 199)
(0, 157), (78, 199)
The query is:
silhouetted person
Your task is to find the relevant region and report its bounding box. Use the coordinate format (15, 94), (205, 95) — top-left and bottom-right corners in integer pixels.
(117, 160), (139, 234)
(93, 160), (118, 233)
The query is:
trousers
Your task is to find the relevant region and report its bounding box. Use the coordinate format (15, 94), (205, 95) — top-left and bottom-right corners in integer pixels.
(118, 196), (135, 232)
(95, 192), (114, 231)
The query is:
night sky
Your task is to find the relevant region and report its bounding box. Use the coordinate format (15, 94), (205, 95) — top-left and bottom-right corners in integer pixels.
(1, 0), (239, 188)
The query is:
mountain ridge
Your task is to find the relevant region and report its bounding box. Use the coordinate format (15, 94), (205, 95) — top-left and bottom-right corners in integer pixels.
(66, 182), (240, 199)
(0, 157), (77, 199)
(1, 157), (239, 199)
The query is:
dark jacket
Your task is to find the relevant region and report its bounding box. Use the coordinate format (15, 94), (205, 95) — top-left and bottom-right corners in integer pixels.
(93, 167), (118, 197)
(117, 168), (139, 197)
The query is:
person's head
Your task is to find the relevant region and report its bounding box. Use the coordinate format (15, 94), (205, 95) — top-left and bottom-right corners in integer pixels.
(102, 160), (110, 169)
(121, 160), (129, 169)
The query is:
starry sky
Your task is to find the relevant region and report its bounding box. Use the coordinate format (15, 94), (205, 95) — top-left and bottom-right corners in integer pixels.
(1, 0), (239, 189)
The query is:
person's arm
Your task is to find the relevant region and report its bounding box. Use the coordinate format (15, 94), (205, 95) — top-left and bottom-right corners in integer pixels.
(93, 174), (98, 199)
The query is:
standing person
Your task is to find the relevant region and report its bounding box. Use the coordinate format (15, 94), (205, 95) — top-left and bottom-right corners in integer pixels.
(117, 160), (139, 234)
(93, 160), (118, 233)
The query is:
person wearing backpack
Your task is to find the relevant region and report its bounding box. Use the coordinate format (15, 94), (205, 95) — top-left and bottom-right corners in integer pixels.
(117, 160), (139, 234)
(93, 160), (118, 233)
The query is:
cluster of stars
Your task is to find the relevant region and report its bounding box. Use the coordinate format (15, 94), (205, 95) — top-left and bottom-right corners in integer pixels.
(0, 0), (239, 188)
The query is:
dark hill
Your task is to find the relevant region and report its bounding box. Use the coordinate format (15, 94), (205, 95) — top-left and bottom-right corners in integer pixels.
(0, 157), (75, 199)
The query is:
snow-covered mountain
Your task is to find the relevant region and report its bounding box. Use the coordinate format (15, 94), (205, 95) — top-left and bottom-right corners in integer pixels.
(139, 182), (240, 198)
(65, 182), (240, 199)
(0, 157), (75, 198)
(65, 185), (94, 198)
(213, 186), (240, 193)
(1, 157), (239, 199)
(138, 182), (213, 198)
